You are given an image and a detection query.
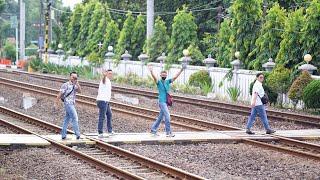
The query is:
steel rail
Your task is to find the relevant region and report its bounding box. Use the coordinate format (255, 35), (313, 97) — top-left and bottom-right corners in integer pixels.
(0, 106), (205, 180)
(1, 77), (320, 161)
(2, 69), (319, 127)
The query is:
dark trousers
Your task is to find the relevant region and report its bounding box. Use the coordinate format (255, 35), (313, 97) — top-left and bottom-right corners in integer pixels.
(97, 101), (112, 134)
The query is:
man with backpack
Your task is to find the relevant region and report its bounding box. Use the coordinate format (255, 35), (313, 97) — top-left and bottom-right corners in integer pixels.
(56, 72), (82, 140)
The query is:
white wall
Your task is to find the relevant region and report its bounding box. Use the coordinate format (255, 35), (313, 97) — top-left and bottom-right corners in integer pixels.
(45, 55), (320, 105)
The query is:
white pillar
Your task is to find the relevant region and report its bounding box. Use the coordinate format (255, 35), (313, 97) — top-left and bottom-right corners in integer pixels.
(19, 0), (26, 60)
(146, 0), (154, 40)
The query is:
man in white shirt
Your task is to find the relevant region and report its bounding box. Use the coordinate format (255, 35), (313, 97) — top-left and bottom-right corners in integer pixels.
(246, 73), (275, 135)
(96, 69), (113, 138)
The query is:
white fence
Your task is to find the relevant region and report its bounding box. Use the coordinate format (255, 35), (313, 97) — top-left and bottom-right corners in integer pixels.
(46, 55), (319, 105)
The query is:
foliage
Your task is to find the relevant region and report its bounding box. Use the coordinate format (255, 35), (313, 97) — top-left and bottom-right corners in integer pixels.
(227, 87), (241, 102)
(215, 19), (232, 68)
(172, 83), (202, 95)
(85, 2), (107, 56)
(187, 44), (204, 66)
(302, 0), (320, 69)
(303, 80), (320, 109)
(25, 44), (38, 56)
(75, 0), (96, 57)
(131, 14), (146, 60)
(200, 32), (216, 57)
(3, 41), (16, 61)
(266, 64), (291, 96)
(230, 0), (262, 69)
(115, 12), (135, 61)
(86, 52), (103, 66)
(100, 20), (120, 58)
(288, 71), (313, 107)
(65, 4), (83, 52)
(145, 17), (169, 62)
(249, 3), (286, 70)
(201, 82), (214, 95)
(167, 6), (198, 65)
(0, 0), (4, 12)
(276, 8), (305, 69)
(188, 70), (212, 88)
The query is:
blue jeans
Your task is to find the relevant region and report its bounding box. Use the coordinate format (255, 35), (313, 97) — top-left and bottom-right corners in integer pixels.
(246, 105), (271, 130)
(151, 102), (172, 134)
(61, 104), (80, 138)
(97, 101), (112, 134)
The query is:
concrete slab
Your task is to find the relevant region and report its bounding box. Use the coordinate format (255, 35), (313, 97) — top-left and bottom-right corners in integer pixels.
(0, 134), (50, 146)
(44, 135), (95, 145)
(85, 131), (275, 145)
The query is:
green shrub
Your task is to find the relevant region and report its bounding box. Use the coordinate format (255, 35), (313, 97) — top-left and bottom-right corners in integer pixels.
(227, 87), (241, 102)
(288, 71), (313, 107)
(188, 70), (212, 88)
(266, 65), (291, 106)
(201, 82), (214, 95)
(303, 80), (320, 110)
(3, 41), (16, 62)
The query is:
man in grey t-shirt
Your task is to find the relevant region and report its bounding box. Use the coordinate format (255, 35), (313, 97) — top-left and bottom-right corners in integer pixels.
(56, 72), (82, 140)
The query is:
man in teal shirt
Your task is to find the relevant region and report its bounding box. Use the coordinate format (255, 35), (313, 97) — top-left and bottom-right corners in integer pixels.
(148, 65), (184, 137)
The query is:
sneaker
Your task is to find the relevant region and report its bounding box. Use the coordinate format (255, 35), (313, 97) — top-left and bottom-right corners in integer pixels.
(61, 137), (66, 140)
(166, 133), (175, 137)
(108, 131), (115, 136)
(246, 129), (255, 135)
(266, 129), (276, 134)
(150, 132), (159, 136)
(76, 136), (83, 140)
(98, 134), (104, 138)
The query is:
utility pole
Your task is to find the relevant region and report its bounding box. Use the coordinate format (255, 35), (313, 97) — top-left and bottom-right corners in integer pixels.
(146, 0), (154, 40)
(44, 0), (51, 63)
(39, 0), (44, 50)
(19, 0), (26, 60)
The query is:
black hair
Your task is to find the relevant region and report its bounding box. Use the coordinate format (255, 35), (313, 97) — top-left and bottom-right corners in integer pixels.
(256, 73), (264, 78)
(70, 71), (77, 76)
(106, 69), (112, 72)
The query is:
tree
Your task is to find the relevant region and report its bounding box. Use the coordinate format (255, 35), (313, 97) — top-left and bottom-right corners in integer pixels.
(75, 0), (96, 57)
(215, 19), (232, 68)
(100, 20), (120, 58)
(249, 3), (286, 70)
(115, 12), (135, 60)
(167, 6), (198, 65)
(230, 0), (263, 69)
(131, 14), (146, 60)
(302, 0), (320, 68)
(0, 0), (4, 13)
(276, 8), (305, 69)
(84, 2), (106, 56)
(200, 32), (216, 58)
(187, 44), (205, 66)
(288, 71), (313, 108)
(54, 7), (71, 50)
(66, 4), (84, 53)
(145, 17), (169, 62)
(3, 41), (16, 62)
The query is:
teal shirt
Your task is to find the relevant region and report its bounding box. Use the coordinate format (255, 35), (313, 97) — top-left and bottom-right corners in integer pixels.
(157, 79), (172, 103)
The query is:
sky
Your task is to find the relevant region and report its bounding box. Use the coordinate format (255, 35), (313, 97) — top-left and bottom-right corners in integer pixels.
(61, 0), (82, 10)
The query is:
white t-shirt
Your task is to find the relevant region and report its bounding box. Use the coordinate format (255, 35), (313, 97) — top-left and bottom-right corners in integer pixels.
(96, 78), (112, 102)
(251, 80), (264, 106)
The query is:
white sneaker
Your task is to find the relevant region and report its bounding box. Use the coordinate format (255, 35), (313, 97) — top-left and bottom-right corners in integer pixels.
(150, 132), (159, 136)
(108, 131), (115, 136)
(98, 133), (109, 138)
(98, 134), (104, 138)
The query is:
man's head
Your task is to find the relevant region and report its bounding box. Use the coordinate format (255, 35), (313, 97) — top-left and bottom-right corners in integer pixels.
(256, 73), (264, 83)
(103, 69), (113, 80)
(160, 70), (167, 80)
(69, 71), (78, 83)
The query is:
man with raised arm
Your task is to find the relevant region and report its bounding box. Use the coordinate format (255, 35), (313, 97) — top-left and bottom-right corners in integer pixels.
(147, 64), (184, 137)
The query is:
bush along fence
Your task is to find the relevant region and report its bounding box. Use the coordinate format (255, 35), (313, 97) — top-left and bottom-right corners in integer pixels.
(40, 50), (319, 109)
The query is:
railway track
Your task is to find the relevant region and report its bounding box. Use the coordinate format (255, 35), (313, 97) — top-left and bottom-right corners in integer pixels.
(0, 106), (205, 180)
(1, 77), (320, 161)
(1, 69), (319, 127)
(0, 77), (238, 131)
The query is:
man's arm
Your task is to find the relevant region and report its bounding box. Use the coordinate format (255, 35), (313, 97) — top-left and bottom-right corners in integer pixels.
(75, 81), (82, 93)
(172, 68), (184, 82)
(251, 92), (257, 108)
(148, 65), (158, 83)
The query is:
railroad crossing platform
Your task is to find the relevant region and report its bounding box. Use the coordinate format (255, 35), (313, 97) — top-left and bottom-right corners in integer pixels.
(86, 129), (320, 144)
(1, 129), (319, 146)
(0, 134), (50, 146)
